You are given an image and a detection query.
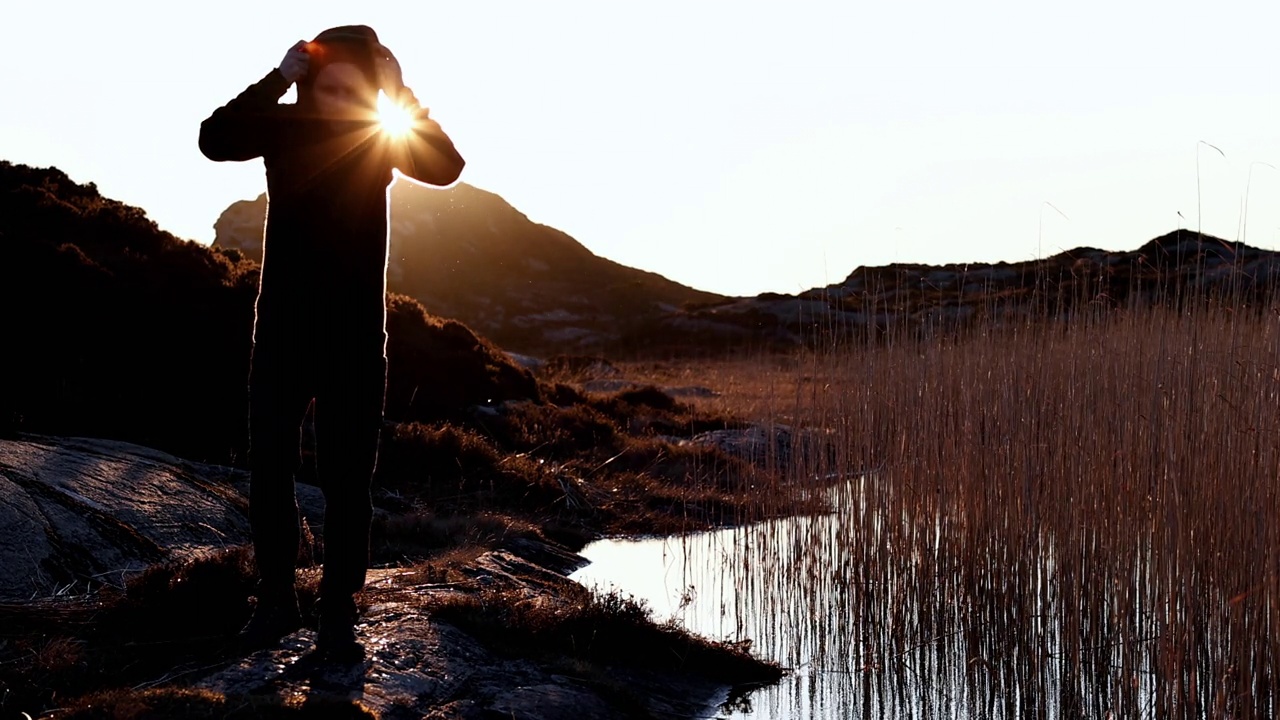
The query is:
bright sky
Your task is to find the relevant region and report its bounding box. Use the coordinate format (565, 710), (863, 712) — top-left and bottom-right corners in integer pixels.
(3, 1), (1277, 296)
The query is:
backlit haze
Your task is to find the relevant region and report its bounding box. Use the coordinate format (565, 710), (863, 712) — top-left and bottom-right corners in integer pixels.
(3, 1), (1277, 296)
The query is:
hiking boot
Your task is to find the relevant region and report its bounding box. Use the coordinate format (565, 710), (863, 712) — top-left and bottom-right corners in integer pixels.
(237, 588), (302, 650)
(316, 595), (364, 662)
(316, 620), (364, 662)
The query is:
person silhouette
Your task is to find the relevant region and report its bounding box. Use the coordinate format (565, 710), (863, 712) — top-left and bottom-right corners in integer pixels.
(199, 25), (464, 660)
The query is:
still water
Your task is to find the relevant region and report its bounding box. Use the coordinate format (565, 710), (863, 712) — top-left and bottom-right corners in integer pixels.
(568, 477), (1255, 719)
(571, 505), (939, 719)
(571, 518), (839, 719)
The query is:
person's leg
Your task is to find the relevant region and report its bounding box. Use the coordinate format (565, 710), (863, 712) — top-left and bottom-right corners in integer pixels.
(242, 334), (313, 642)
(313, 344), (386, 657)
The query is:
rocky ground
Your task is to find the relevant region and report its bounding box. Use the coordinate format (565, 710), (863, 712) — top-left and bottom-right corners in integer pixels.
(190, 558), (738, 720)
(0, 437), (317, 603)
(0, 428), (795, 719)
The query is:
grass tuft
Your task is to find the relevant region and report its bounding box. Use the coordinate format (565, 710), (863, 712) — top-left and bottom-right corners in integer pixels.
(61, 688), (378, 719)
(433, 585), (782, 687)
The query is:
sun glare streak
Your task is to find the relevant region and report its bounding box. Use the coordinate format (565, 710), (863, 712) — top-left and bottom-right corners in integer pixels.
(377, 91), (414, 138)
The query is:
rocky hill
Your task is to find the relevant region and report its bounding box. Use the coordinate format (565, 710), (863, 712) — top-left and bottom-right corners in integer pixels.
(214, 183), (722, 354)
(659, 232), (1280, 347)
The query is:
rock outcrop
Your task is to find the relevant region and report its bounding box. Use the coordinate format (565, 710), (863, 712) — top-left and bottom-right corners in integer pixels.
(196, 556), (729, 720)
(209, 196), (265, 262)
(0, 434), (755, 719)
(0, 435), (326, 602)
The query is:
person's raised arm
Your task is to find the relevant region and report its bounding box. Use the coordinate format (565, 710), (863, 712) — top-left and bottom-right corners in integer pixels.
(198, 41), (308, 162)
(388, 89), (466, 186)
(374, 54), (465, 186)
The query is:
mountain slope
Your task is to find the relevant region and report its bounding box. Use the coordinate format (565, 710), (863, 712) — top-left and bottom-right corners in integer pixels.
(213, 182), (723, 353)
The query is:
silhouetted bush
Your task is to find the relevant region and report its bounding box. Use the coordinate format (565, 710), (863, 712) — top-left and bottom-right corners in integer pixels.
(0, 162), (538, 464)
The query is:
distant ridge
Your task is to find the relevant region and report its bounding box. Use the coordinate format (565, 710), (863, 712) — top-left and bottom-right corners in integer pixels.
(656, 230), (1280, 348)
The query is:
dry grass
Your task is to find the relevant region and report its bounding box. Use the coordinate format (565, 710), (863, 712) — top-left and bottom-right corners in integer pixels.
(60, 688), (377, 719)
(653, 301), (1280, 717)
(0, 547), (289, 717)
(612, 356), (817, 426)
(373, 386), (806, 538)
(432, 585), (781, 687)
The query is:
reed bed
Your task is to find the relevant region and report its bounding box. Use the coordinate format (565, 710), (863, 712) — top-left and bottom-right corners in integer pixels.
(628, 301), (1280, 718)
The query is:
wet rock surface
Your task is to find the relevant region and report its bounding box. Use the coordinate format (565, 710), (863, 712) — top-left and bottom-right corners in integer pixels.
(0, 435), (323, 601)
(196, 557), (726, 720)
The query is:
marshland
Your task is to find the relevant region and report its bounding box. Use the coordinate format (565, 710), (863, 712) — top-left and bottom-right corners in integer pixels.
(575, 293), (1280, 719)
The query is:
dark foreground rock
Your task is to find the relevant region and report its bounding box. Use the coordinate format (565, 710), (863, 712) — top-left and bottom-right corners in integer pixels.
(0, 436), (323, 602)
(195, 554), (729, 720)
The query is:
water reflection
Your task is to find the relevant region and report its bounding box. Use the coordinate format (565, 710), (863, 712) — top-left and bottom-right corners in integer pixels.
(572, 476), (1276, 719)
(572, 500), (881, 719)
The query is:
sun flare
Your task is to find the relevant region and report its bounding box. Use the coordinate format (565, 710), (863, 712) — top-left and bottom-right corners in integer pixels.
(377, 91), (415, 138)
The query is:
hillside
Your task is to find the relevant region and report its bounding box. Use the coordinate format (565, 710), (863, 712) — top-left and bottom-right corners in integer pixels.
(652, 231), (1280, 348)
(0, 162), (536, 462)
(214, 183), (723, 354)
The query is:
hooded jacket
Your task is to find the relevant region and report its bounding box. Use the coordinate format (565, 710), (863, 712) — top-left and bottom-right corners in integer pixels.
(198, 51), (464, 351)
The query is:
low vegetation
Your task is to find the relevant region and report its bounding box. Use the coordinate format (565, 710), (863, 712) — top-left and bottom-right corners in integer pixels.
(433, 586), (781, 686)
(59, 688), (377, 720)
(621, 297), (1280, 718)
(0, 162), (537, 463)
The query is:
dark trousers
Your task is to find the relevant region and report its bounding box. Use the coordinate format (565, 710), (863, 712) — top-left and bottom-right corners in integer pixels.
(247, 312), (386, 610)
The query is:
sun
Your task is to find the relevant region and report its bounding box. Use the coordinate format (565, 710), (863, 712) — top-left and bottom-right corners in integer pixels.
(377, 91), (415, 138)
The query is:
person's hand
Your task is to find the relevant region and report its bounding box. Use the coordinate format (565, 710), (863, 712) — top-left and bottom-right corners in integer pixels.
(375, 47), (405, 96)
(277, 40), (310, 84)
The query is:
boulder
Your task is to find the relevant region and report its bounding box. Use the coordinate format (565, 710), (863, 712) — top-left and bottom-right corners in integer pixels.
(680, 424), (837, 474)
(0, 436), (323, 601)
